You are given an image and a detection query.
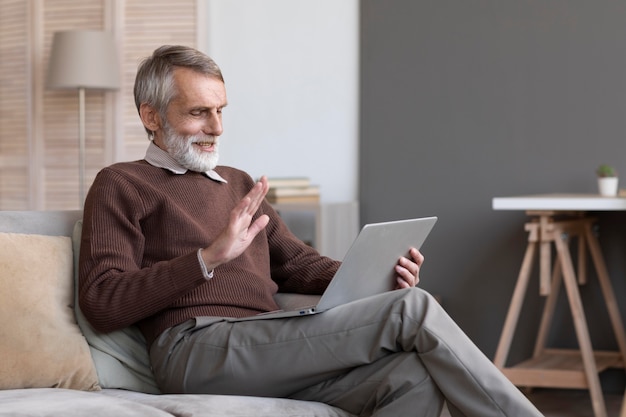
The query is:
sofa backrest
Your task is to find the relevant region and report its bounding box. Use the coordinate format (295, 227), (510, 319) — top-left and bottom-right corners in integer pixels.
(0, 210), (161, 394)
(0, 210), (82, 237)
(0, 210), (317, 395)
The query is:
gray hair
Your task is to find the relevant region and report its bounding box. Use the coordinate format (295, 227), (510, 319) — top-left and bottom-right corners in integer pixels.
(134, 45), (224, 137)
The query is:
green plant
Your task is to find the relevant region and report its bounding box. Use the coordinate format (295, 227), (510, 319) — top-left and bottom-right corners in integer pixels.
(596, 164), (617, 177)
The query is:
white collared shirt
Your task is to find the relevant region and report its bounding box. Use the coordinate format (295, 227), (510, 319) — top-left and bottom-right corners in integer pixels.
(143, 141), (227, 184)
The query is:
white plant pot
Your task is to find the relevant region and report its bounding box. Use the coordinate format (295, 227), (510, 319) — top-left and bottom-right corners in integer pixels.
(598, 177), (619, 196)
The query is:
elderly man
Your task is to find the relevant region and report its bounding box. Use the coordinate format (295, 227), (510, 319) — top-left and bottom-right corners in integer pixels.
(79, 45), (542, 417)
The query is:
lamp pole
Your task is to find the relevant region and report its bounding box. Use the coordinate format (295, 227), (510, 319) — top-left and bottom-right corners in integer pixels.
(78, 87), (86, 207)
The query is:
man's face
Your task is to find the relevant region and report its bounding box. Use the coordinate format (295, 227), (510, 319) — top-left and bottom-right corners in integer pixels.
(153, 67), (227, 172)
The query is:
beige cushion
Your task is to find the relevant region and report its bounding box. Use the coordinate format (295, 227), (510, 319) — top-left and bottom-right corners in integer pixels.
(0, 232), (100, 391)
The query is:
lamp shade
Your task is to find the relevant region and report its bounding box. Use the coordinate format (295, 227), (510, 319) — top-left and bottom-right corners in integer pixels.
(47, 30), (120, 90)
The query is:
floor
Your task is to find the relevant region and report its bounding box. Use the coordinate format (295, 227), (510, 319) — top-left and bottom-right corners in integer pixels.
(439, 389), (624, 417)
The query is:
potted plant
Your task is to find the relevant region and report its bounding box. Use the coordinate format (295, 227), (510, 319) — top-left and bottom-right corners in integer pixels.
(596, 164), (618, 196)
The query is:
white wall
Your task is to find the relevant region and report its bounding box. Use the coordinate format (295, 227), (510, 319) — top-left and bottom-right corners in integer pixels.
(202, 0), (359, 203)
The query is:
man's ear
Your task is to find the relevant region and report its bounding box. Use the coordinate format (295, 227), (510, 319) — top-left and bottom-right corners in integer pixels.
(139, 103), (162, 133)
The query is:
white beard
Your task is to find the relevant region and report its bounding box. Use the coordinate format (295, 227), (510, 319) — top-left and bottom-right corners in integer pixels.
(161, 122), (220, 172)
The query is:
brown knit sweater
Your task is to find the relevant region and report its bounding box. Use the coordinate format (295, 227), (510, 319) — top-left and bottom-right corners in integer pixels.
(78, 160), (339, 347)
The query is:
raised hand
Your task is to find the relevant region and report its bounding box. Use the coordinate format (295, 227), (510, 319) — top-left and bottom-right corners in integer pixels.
(200, 176), (270, 270)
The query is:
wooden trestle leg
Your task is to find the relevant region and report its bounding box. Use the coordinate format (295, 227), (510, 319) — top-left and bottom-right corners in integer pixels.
(493, 212), (626, 417)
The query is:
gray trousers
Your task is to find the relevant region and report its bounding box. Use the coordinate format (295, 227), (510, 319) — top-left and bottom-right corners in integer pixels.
(150, 288), (543, 417)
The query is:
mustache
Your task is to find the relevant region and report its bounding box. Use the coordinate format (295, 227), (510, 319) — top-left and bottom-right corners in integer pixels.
(190, 135), (217, 143)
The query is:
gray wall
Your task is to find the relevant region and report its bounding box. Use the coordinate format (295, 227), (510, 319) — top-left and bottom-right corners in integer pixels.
(360, 0), (626, 391)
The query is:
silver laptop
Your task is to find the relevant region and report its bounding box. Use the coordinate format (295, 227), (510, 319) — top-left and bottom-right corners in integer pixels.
(230, 216), (437, 321)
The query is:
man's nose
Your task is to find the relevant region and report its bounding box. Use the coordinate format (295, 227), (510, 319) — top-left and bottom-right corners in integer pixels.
(203, 113), (223, 136)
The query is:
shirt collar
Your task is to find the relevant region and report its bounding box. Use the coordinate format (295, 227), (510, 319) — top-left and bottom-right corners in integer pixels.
(144, 141), (227, 183)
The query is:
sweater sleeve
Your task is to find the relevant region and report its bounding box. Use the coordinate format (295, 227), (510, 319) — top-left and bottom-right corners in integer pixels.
(78, 168), (208, 333)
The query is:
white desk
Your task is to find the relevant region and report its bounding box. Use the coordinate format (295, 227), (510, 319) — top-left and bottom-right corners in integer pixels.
(492, 194), (626, 417)
(493, 193), (626, 211)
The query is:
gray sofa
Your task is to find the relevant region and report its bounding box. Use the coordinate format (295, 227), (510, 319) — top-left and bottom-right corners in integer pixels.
(0, 210), (352, 417)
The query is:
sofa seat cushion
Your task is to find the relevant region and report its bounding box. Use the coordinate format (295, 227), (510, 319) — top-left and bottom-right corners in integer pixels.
(102, 389), (354, 417)
(0, 388), (171, 417)
(0, 388), (354, 417)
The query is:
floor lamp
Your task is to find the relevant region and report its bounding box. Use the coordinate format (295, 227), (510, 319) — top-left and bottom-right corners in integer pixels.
(46, 30), (120, 207)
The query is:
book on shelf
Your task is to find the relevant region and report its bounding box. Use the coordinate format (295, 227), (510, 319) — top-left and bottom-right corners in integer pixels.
(267, 185), (319, 197)
(265, 176), (311, 189)
(267, 194), (321, 204)
(266, 184), (320, 204)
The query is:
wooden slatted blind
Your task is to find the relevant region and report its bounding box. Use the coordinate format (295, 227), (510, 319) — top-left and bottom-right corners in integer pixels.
(0, 1), (30, 209)
(122, 0), (197, 161)
(0, 0), (197, 209)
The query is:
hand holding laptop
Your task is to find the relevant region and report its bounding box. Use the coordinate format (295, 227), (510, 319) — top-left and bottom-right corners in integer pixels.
(395, 247), (424, 289)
